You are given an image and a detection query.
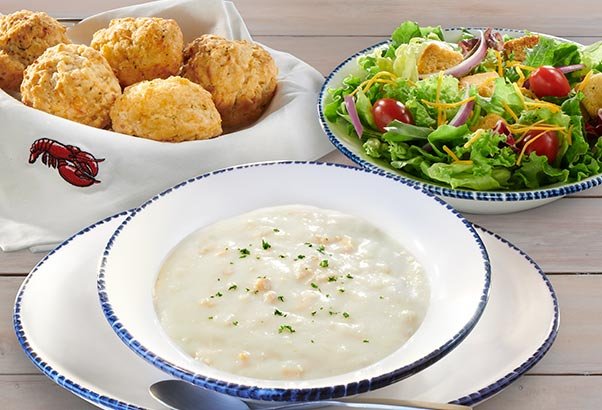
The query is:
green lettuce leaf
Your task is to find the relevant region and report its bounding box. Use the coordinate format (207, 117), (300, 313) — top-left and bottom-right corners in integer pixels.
(512, 152), (569, 189)
(423, 163), (511, 190)
(391, 21), (422, 46)
(354, 89), (377, 130)
(581, 41), (602, 72)
(382, 120), (433, 143)
(392, 40), (425, 81)
(488, 78), (525, 121)
(405, 99), (436, 128)
(427, 124), (470, 156)
(524, 36), (581, 68)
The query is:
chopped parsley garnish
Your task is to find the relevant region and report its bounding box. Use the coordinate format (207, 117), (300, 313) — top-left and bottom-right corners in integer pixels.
(233, 321), (239, 326)
(279, 254), (287, 258)
(208, 316), (214, 320)
(304, 242), (313, 248)
(228, 284), (238, 291)
(338, 288), (345, 293)
(278, 324), (296, 334)
(363, 339), (369, 343)
(239, 248), (250, 258)
(328, 310), (338, 316)
(346, 274), (354, 279)
(273, 228), (280, 232)
(379, 296), (384, 300)
(343, 312), (350, 318)
(319, 259), (329, 268)
(296, 254), (306, 260)
(215, 291), (223, 297)
(274, 309), (285, 316)
(229, 261), (234, 265)
(317, 245), (325, 254)
(311, 311), (317, 316)
(262, 239), (271, 250)
(327, 276), (337, 282)
(245, 287), (250, 292)
(311, 339), (315, 343)
(310, 282), (320, 290)
(277, 295), (285, 302)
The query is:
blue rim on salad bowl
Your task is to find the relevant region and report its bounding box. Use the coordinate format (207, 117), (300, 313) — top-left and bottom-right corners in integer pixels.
(318, 27), (602, 214)
(97, 161), (491, 402)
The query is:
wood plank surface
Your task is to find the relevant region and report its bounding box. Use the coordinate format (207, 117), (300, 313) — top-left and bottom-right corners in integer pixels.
(2, 0), (602, 409)
(233, 0), (601, 37)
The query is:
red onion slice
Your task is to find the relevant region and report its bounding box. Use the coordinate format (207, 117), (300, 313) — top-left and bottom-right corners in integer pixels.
(448, 98), (475, 127)
(420, 30), (487, 79)
(558, 64), (585, 74)
(344, 95), (364, 139)
(598, 108), (602, 122)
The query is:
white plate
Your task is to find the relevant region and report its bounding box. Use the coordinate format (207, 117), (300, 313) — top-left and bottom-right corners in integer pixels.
(13, 211), (558, 408)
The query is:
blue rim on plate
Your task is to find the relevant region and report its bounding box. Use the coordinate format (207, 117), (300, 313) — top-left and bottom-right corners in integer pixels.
(97, 161), (491, 402)
(11, 200), (559, 409)
(317, 28), (602, 202)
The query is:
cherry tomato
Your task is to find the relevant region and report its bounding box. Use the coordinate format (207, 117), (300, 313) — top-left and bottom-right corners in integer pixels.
(518, 130), (559, 164)
(372, 98), (413, 132)
(528, 66), (571, 98)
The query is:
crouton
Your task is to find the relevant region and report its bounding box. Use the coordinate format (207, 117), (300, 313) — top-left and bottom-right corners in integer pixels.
(503, 35), (539, 61)
(582, 73), (602, 118)
(417, 43), (464, 75)
(471, 113), (505, 132)
(460, 72), (499, 97)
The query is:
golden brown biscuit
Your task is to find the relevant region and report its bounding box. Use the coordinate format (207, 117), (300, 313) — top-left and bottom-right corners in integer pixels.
(110, 76), (222, 142)
(21, 44), (121, 128)
(91, 17), (184, 87)
(180, 34), (278, 131)
(0, 10), (70, 91)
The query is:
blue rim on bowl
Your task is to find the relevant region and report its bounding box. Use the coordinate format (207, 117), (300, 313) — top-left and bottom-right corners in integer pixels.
(12, 209), (559, 409)
(97, 161), (491, 402)
(317, 28), (602, 203)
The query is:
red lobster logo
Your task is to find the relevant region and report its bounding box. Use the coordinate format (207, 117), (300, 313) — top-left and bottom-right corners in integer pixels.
(29, 138), (104, 187)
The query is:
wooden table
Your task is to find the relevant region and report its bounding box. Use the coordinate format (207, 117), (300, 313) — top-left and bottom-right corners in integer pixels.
(1, 0), (601, 408)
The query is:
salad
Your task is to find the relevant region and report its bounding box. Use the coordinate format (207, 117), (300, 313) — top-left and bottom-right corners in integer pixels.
(324, 21), (602, 190)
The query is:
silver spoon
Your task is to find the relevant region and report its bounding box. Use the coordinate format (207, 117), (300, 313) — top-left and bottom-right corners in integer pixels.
(150, 380), (472, 410)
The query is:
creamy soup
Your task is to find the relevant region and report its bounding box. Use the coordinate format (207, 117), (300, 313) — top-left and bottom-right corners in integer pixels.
(154, 205), (429, 380)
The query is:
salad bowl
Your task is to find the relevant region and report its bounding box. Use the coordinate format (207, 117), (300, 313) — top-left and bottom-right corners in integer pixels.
(319, 27), (602, 214)
(97, 161), (491, 402)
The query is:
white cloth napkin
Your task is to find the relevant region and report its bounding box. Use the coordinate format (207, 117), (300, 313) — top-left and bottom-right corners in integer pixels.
(0, 0), (333, 251)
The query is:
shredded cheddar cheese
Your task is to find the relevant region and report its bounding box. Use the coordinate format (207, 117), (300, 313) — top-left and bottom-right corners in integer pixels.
(512, 82), (526, 106)
(566, 125), (573, 145)
(577, 70), (594, 92)
(443, 145), (473, 165)
(464, 129), (485, 149)
(350, 71), (398, 96)
(501, 101), (520, 123)
(494, 50), (504, 77)
(516, 130), (549, 165)
(421, 96), (476, 109)
(524, 100), (562, 113)
(515, 66), (526, 87)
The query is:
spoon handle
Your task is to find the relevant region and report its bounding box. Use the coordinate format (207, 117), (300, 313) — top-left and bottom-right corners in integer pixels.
(263, 398), (471, 410)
